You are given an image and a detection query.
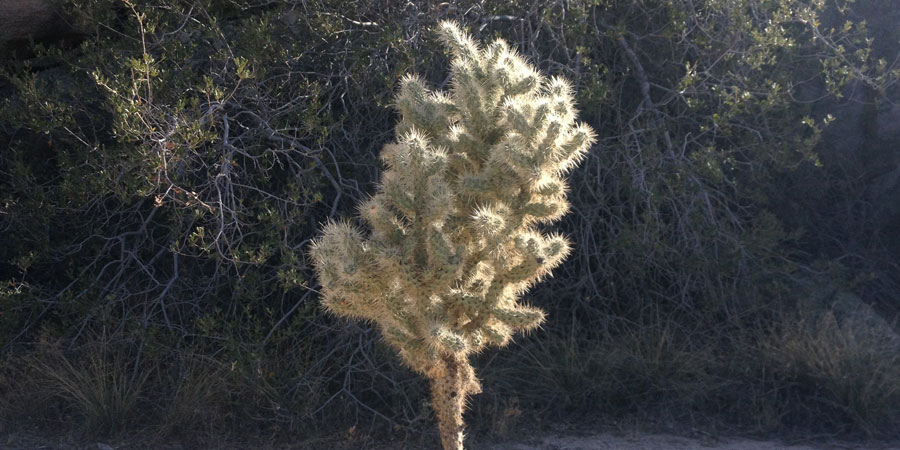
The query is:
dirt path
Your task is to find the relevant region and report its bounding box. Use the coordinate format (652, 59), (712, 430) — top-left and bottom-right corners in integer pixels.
(479, 432), (900, 450)
(4, 428), (898, 449)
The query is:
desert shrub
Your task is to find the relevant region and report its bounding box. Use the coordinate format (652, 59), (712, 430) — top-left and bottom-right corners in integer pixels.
(459, 0), (898, 437)
(1, 0), (898, 444)
(0, 0), (435, 433)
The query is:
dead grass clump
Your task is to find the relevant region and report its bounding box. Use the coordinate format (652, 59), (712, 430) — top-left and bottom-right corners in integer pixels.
(476, 318), (715, 433)
(156, 351), (231, 437)
(22, 331), (148, 435)
(762, 306), (900, 436)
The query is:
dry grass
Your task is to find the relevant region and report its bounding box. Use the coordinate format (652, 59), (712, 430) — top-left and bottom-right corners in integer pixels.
(762, 305), (900, 436)
(19, 331), (148, 435)
(156, 351), (231, 437)
(474, 316), (715, 428)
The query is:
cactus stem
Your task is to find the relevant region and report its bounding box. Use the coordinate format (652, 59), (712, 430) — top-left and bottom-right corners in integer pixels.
(429, 352), (478, 450)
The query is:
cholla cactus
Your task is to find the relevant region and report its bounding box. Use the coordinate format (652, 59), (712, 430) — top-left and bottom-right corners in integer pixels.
(310, 21), (595, 450)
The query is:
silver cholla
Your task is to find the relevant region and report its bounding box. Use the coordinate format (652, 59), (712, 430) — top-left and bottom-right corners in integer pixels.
(310, 21), (595, 450)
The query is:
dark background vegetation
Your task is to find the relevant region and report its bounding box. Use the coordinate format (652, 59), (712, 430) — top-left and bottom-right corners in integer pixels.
(1, 0), (899, 447)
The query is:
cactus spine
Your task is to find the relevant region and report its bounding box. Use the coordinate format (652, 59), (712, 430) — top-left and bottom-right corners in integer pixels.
(310, 21), (595, 450)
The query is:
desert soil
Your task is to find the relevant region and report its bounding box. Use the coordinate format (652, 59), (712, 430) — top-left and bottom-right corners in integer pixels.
(4, 428), (899, 449)
(479, 432), (900, 450)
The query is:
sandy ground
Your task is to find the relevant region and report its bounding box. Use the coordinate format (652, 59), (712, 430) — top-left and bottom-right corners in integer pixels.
(4, 428), (898, 449)
(479, 432), (900, 450)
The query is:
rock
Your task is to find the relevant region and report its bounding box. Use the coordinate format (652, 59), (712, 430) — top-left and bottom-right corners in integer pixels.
(875, 103), (900, 141)
(0, 0), (61, 42)
(0, 0), (83, 54)
(800, 279), (899, 350)
(830, 291), (900, 349)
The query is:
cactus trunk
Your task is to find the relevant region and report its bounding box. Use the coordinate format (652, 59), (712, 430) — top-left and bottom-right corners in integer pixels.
(430, 353), (473, 450)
